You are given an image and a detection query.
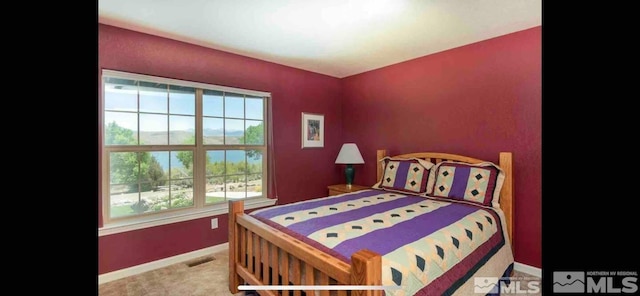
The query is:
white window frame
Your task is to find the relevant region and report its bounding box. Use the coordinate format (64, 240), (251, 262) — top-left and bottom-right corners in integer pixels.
(99, 69), (276, 236)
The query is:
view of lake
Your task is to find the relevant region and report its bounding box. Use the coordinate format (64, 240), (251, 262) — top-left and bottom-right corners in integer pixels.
(152, 150), (261, 171)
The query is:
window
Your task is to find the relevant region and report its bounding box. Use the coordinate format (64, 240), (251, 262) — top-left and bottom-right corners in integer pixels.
(101, 70), (271, 226)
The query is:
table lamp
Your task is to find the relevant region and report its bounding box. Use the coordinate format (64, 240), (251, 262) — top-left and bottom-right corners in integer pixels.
(335, 143), (365, 187)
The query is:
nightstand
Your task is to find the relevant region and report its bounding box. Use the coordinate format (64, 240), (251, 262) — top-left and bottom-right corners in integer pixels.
(327, 184), (369, 196)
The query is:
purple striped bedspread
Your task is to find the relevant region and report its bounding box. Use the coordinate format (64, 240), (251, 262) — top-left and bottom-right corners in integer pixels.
(250, 189), (506, 295)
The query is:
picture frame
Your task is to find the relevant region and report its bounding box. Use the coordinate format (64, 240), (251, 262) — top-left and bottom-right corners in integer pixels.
(301, 112), (324, 148)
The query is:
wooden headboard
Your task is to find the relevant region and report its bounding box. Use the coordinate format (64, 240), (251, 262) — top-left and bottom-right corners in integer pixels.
(376, 150), (515, 255)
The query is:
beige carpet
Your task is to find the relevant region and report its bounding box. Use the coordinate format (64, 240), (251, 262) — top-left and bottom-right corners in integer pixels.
(99, 250), (241, 296)
(98, 250), (541, 295)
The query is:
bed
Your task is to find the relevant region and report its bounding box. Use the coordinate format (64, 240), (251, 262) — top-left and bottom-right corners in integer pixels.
(228, 149), (514, 296)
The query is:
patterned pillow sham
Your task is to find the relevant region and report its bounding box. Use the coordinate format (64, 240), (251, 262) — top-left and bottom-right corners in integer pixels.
(428, 161), (505, 208)
(373, 157), (435, 195)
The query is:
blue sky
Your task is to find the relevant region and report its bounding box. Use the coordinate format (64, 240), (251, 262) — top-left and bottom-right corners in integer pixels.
(104, 84), (263, 132)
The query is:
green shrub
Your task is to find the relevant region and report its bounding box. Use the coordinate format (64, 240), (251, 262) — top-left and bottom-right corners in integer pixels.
(131, 200), (150, 213)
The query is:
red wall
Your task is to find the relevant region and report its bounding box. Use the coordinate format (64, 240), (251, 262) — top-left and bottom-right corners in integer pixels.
(341, 27), (541, 267)
(98, 24), (344, 274)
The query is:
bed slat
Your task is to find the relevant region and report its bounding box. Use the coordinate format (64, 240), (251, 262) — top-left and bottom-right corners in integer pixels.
(247, 230), (254, 274)
(256, 237), (263, 278)
(270, 244), (278, 286)
(319, 273), (330, 296)
(262, 237), (269, 281)
(305, 263), (315, 295)
(240, 227), (246, 267)
(292, 257), (301, 296)
(282, 251), (289, 288)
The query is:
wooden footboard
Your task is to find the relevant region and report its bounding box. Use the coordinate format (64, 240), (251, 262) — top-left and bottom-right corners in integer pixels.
(229, 200), (382, 296)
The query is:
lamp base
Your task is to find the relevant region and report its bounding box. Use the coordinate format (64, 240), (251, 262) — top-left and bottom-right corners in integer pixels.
(344, 164), (355, 185)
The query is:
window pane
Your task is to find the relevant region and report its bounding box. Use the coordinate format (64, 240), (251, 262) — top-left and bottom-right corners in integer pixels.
(109, 152), (140, 184)
(226, 150), (246, 175)
(140, 151), (166, 214)
(245, 120), (264, 145)
(140, 114), (168, 145)
(169, 85), (195, 115)
(147, 151), (169, 189)
(226, 174), (246, 199)
(226, 149), (247, 198)
(140, 181), (165, 214)
(104, 78), (137, 112)
(104, 77), (137, 88)
(225, 119), (244, 144)
(110, 183), (139, 218)
(170, 151), (193, 178)
(205, 150), (225, 176)
(225, 93), (244, 118)
(247, 150), (263, 173)
(203, 117), (223, 144)
(110, 151), (162, 218)
(203, 90), (223, 117)
(104, 112), (138, 145)
(139, 82), (167, 113)
(206, 176), (225, 204)
(169, 180), (193, 209)
(169, 115), (195, 145)
(245, 97), (263, 120)
(247, 174), (262, 198)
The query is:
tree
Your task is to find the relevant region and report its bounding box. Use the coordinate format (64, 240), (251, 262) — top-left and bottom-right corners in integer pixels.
(105, 121), (137, 145)
(206, 161), (225, 177)
(147, 156), (166, 190)
(240, 122), (264, 160)
(176, 135), (195, 171)
(248, 162), (262, 174)
(226, 161), (248, 175)
(110, 152), (139, 185)
(106, 122), (151, 190)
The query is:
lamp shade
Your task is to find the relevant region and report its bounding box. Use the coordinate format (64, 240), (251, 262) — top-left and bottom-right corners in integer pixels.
(335, 143), (365, 164)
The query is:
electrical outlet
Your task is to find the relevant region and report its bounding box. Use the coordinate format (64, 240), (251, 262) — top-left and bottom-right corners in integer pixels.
(211, 218), (218, 229)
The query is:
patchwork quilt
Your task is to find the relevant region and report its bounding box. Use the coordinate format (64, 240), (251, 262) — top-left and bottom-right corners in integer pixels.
(251, 189), (511, 296)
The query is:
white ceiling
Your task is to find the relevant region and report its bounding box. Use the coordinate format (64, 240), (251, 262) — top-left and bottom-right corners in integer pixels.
(98, 0), (541, 78)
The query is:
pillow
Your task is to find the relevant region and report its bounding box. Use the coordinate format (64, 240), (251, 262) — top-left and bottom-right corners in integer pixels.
(428, 161), (505, 208)
(373, 157), (435, 195)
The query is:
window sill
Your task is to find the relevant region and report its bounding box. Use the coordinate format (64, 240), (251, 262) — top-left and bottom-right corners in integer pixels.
(98, 197), (277, 237)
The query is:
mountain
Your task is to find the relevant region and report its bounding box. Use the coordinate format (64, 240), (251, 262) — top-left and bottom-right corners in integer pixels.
(139, 130), (193, 145)
(139, 129), (244, 144)
(203, 128), (244, 137)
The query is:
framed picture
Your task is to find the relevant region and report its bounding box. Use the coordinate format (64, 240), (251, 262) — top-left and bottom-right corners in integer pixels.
(301, 112), (324, 148)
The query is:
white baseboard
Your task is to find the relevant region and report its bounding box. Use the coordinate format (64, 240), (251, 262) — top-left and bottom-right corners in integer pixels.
(514, 261), (542, 278)
(98, 242), (229, 285)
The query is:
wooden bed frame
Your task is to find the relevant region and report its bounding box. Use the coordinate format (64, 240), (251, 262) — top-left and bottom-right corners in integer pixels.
(228, 150), (514, 296)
